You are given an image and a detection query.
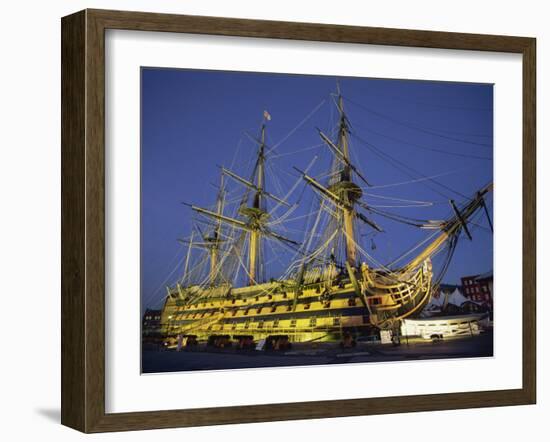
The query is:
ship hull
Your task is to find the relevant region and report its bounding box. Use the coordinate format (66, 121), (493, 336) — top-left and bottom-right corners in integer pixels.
(160, 262), (432, 344)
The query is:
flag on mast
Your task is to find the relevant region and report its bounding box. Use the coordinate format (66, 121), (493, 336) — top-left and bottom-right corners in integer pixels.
(263, 110), (272, 121)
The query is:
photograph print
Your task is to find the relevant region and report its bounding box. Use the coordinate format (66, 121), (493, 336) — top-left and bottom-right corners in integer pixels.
(140, 69), (494, 374)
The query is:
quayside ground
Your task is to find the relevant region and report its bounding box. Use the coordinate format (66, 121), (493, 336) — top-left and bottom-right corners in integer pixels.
(142, 330), (493, 373)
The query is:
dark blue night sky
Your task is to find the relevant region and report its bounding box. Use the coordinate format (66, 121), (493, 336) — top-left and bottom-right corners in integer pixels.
(141, 68), (493, 311)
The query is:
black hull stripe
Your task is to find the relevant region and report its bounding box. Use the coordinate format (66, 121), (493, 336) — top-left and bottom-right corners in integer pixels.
(170, 306), (369, 326)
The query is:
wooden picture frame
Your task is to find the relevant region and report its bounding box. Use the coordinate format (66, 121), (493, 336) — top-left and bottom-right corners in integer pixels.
(61, 8), (536, 433)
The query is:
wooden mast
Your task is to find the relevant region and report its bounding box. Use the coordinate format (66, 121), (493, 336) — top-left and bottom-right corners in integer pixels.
(188, 113), (297, 287)
(338, 94), (357, 266)
(209, 174), (225, 285)
(248, 124), (266, 285)
(182, 231), (194, 286)
(179, 174), (226, 287)
(333, 90), (361, 268)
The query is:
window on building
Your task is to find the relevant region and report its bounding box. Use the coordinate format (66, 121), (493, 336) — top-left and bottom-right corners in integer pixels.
(290, 319), (297, 328)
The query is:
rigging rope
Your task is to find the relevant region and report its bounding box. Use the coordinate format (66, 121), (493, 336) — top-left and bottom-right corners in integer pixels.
(352, 88), (494, 119)
(267, 98), (327, 155)
(344, 96), (493, 148)
(359, 204), (437, 228)
(368, 203), (434, 208)
(270, 143), (324, 159)
(386, 229), (442, 267)
(368, 168), (469, 190)
(351, 121), (493, 160)
(351, 131), (469, 201)
(142, 245), (186, 307)
(269, 155), (318, 214)
(363, 191), (440, 205)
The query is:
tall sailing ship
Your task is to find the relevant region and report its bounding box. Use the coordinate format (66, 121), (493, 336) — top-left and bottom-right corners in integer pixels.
(158, 86), (493, 345)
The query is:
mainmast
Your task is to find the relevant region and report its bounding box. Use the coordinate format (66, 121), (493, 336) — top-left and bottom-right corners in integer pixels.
(188, 113), (297, 287)
(247, 124), (266, 285)
(334, 91), (360, 267)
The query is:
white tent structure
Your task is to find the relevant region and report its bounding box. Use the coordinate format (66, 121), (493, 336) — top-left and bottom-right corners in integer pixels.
(422, 287), (481, 316)
(447, 287), (471, 307)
